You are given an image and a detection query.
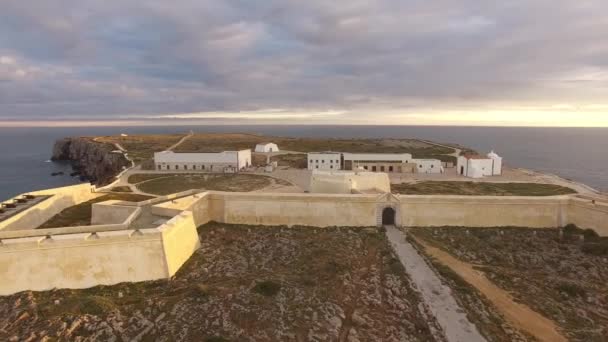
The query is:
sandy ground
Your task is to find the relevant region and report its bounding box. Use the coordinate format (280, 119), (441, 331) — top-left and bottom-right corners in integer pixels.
(411, 235), (567, 342)
(385, 226), (486, 342)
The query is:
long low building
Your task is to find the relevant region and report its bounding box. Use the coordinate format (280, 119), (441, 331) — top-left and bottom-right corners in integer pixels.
(309, 152), (443, 174)
(154, 150), (252, 172)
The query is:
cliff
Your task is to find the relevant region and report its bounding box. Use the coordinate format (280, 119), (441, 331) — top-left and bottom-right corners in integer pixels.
(51, 137), (131, 185)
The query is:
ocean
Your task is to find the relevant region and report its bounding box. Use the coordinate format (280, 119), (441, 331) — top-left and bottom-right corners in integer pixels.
(0, 125), (606, 200)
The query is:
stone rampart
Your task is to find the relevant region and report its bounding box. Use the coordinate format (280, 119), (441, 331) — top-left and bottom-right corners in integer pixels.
(0, 184), (100, 231)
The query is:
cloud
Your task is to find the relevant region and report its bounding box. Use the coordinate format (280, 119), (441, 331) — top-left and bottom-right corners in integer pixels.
(0, 0), (607, 125)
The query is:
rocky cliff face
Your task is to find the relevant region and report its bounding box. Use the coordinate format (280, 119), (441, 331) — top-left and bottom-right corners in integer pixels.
(51, 137), (130, 185)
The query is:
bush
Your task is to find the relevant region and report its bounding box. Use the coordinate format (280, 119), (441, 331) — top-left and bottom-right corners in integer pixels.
(563, 224), (581, 234)
(252, 280), (281, 296)
(581, 241), (608, 256)
(555, 282), (586, 298)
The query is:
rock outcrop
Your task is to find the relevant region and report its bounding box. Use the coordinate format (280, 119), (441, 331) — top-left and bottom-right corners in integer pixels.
(51, 137), (130, 185)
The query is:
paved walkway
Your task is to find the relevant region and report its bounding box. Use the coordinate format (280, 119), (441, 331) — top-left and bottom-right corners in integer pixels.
(166, 131), (194, 151)
(384, 225), (486, 342)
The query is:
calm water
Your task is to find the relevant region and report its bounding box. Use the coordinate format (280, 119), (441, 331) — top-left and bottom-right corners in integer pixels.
(0, 126), (606, 200)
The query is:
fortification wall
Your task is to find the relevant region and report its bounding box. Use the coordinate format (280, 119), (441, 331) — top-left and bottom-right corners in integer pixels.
(91, 201), (139, 225)
(567, 198), (608, 236)
(0, 184), (100, 231)
(206, 192), (379, 227)
(398, 195), (569, 228)
(0, 208), (200, 295)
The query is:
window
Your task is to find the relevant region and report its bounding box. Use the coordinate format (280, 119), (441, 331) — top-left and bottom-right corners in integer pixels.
(372, 166), (377, 172)
(316, 165), (319, 169)
(202, 165), (205, 170)
(431, 165), (434, 168)
(380, 166), (385, 172)
(389, 166), (393, 172)
(419, 165), (422, 168)
(184, 165), (188, 170)
(364, 166), (368, 170)
(157, 165), (161, 170)
(192, 165), (196, 170)
(175, 165), (179, 170)
(310, 160), (313, 163)
(322, 160), (325, 163)
(330, 165), (333, 169)
(330, 160), (333, 163)
(316, 160), (319, 163)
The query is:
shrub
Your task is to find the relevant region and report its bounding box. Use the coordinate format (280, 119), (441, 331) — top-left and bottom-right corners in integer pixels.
(556, 282), (586, 298)
(252, 280), (281, 296)
(563, 224), (581, 234)
(581, 241), (608, 256)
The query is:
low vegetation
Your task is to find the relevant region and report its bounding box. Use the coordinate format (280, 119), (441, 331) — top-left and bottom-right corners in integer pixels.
(270, 153), (308, 168)
(110, 186), (132, 193)
(95, 134), (185, 164)
(0, 224), (444, 341)
(133, 174), (274, 195)
(393, 181), (576, 196)
(38, 193), (153, 228)
(410, 226), (608, 341)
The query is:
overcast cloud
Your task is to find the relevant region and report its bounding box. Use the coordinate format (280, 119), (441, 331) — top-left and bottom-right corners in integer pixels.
(0, 0), (607, 125)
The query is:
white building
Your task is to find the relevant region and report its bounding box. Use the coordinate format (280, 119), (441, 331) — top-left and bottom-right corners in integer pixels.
(457, 150), (503, 178)
(255, 142), (279, 153)
(412, 159), (443, 174)
(154, 150), (252, 172)
(310, 170), (390, 194)
(342, 153), (416, 173)
(308, 152), (341, 170)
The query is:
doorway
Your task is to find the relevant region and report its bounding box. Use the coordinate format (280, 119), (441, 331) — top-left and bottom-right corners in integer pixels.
(382, 207), (396, 226)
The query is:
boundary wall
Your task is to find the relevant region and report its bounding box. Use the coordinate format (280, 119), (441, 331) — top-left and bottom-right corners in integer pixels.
(0, 210), (200, 295)
(0, 184), (99, 231)
(191, 192), (608, 236)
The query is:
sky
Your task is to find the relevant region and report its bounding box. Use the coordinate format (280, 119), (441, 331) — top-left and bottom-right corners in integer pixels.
(0, 0), (607, 127)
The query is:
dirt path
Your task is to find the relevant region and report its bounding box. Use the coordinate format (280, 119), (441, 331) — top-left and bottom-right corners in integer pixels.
(166, 131), (193, 151)
(412, 236), (567, 342)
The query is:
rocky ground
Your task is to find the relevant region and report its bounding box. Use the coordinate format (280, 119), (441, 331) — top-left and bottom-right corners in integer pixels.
(410, 226), (608, 342)
(0, 224), (445, 341)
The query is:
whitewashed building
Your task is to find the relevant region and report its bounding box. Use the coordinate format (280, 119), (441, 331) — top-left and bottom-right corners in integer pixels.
(412, 159), (443, 174)
(342, 153), (417, 173)
(457, 150), (503, 178)
(307, 152), (341, 170)
(154, 150), (252, 173)
(255, 142), (279, 153)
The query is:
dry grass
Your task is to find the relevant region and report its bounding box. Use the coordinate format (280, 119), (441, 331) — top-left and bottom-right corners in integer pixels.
(38, 193), (154, 228)
(270, 153), (308, 168)
(110, 186), (132, 193)
(134, 174), (273, 195)
(95, 134), (186, 164)
(411, 226), (608, 341)
(393, 181), (576, 196)
(0, 224), (443, 341)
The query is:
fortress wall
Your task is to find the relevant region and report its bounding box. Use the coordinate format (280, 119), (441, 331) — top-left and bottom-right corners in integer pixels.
(159, 211), (201, 277)
(206, 192), (379, 227)
(0, 229), (167, 295)
(91, 201), (139, 225)
(567, 198), (608, 236)
(397, 195), (569, 228)
(0, 184), (100, 231)
(0, 208), (200, 295)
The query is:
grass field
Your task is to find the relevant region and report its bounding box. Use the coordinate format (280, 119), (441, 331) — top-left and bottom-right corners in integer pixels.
(392, 181), (576, 196)
(133, 173), (273, 195)
(38, 193), (154, 228)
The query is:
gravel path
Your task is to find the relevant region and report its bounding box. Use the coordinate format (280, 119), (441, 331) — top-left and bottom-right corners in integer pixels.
(385, 225), (486, 342)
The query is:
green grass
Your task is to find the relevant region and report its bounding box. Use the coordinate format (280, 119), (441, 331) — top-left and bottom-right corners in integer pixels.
(393, 181), (576, 196)
(38, 193), (154, 228)
(134, 174), (273, 195)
